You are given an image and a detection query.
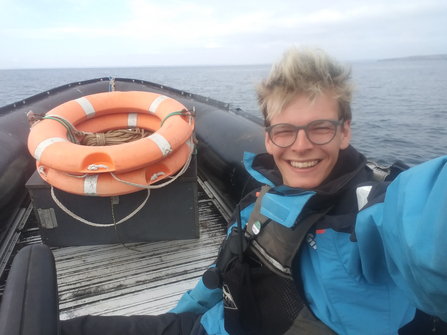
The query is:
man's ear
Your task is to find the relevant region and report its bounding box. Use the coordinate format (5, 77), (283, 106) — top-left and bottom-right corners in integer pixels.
(339, 120), (351, 150)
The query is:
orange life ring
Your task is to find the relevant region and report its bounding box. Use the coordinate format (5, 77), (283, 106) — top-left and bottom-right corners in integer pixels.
(36, 142), (192, 196)
(28, 91), (194, 174)
(34, 108), (194, 196)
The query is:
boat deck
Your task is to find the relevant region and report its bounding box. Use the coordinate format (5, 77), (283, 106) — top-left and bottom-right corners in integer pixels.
(0, 179), (228, 319)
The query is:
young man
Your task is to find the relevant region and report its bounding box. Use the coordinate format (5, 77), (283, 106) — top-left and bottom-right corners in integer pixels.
(58, 47), (447, 334)
(169, 47), (447, 334)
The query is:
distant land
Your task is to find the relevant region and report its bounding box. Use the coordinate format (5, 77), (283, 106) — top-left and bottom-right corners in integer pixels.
(379, 54), (447, 61)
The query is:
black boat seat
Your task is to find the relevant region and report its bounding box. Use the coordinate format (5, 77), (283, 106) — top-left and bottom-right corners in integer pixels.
(0, 244), (59, 335)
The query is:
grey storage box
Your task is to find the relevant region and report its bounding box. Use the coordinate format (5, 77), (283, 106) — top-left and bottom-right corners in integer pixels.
(25, 156), (199, 247)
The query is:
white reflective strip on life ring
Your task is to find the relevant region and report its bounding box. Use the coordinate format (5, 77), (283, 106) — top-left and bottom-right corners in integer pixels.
(75, 97), (96, 119)
(149, 133), (172, 157)
(34, 137), (68, 161)
(84, 174), (99, 196)
(149, 95), (168, 114)
(128, 113), (138, 128)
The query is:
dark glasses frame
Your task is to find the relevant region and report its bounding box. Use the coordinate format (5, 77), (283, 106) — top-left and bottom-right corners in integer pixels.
(265, 119), (344, 147)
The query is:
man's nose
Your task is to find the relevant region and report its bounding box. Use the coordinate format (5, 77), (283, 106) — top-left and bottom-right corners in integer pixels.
(290, 129), (313, 151)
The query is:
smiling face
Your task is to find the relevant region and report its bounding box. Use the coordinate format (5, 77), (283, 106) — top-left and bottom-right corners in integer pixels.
(265, 93), (351, 189)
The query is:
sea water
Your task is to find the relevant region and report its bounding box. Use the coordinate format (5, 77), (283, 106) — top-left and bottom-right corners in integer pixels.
(0, 61), (446, 166)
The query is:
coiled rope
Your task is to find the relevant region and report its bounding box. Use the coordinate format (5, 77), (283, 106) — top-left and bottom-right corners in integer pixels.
(40, 108), (192, 147)
(40, 115), (152, 146)
(81, 128), (151, 146)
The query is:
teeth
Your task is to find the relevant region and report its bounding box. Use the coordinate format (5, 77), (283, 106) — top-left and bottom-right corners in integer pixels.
(290, 160), (318, 168)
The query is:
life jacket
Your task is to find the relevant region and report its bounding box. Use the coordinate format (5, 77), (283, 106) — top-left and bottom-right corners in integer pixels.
(220, 185), (336, 335)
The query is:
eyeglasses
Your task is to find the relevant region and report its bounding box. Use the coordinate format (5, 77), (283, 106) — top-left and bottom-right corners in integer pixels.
(265, 119), (344, 147)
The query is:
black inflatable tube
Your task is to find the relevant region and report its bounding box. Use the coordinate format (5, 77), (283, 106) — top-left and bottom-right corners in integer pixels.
(0, 244), (59, 335)
(194, 109), (266, 210)
(0, 131), (35, 210)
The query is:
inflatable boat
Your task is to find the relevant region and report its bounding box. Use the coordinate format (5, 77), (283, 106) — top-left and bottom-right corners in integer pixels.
(0, 77), (267, 334)
(0, 77), (444, 335)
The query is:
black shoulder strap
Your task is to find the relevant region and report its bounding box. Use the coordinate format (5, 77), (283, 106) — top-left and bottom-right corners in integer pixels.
(245, 186), (331, 279)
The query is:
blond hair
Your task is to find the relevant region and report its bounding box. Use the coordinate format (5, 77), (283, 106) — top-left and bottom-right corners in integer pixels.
(256, 46), (353, 126)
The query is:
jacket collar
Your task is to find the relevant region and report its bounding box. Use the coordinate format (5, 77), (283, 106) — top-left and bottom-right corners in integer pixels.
(244, 145), (368, 198)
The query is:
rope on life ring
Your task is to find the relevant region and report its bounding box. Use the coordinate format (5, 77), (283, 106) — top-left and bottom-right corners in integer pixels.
(50, 184), (151, 252)
(81, 128), (150, 146)
(50, 186), (150, 228)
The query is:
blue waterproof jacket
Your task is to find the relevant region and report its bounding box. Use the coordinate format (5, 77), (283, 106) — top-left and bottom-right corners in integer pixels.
(171, 146), (447, 335)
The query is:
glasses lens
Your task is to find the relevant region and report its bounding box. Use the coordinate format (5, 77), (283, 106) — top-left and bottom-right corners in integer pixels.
(307, 120), (337, 144)
(269, 124), (297, 147)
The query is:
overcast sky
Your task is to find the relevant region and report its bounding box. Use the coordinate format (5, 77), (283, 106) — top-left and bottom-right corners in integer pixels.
(1, 0), (446, 69)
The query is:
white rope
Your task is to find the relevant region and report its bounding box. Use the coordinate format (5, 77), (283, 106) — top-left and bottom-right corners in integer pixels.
(110, 138), (194, 190)
(150, 172), (166, 181)
(38, 165), (47, 177)
(88, 164), (110, 171)
(50, 186), (150, 228)
(111, 153), (192, 189)
(65, 172), (89, 179)
(47, 113), (195, 227)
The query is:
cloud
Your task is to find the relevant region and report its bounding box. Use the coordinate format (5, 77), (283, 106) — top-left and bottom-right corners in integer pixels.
(204, 40), (222, 49)
(3, 26), (118, 40)
(0, 0), (446, 68)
